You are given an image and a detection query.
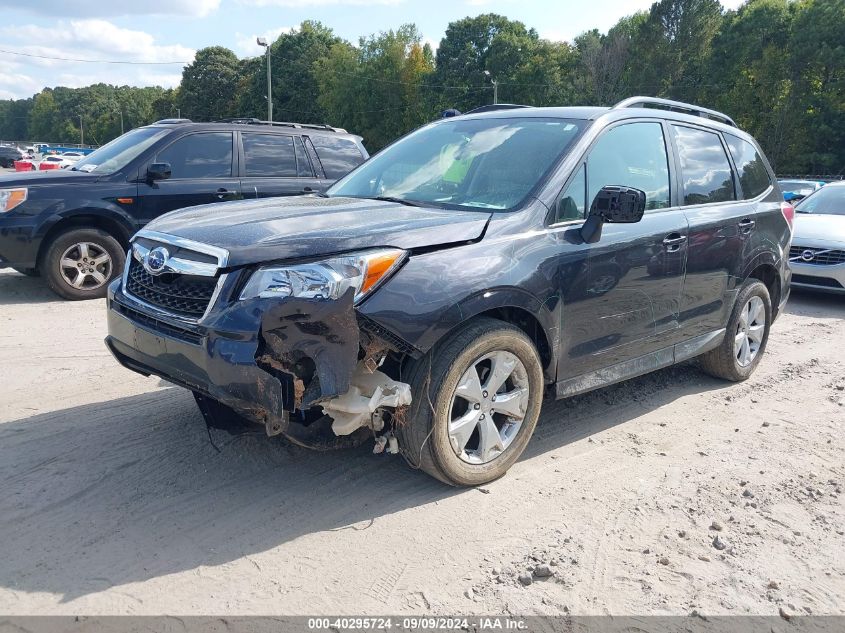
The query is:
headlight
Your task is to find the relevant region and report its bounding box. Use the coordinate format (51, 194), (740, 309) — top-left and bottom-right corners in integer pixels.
(0, 188), (27, 212)
(240, 248), (406, 303)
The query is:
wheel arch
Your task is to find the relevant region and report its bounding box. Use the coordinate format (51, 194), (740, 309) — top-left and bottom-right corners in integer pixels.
(742, 256), (782, 318)
(433, 288), (558, 383)
(35, 210), (135, 268)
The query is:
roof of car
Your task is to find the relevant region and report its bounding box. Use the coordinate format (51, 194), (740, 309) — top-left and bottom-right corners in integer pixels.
(457, 101), (749, 137)
(146, 119), (358, 138)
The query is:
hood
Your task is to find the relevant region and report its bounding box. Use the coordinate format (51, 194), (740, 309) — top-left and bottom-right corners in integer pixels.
(0, 169), (100, 188)
(793, 213), (845, 246)
(145, 195), (492, 267)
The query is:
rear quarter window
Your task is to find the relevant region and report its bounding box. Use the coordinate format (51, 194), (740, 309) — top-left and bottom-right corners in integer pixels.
(309, 135), (365, 180)
(725, 134), (772, 199)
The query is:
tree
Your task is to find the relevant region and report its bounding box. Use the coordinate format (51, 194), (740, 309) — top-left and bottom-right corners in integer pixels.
(29, 90), (61, 141)
(433, 14), (540, 112)
(178, 46), (242, 121)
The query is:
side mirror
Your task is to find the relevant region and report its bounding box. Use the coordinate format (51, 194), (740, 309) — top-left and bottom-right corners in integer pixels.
(147, 162), (171, 182)
(581, 185), (647, 244)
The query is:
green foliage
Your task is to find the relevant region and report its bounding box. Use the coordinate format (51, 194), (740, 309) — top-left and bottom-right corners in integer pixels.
(1, 4), (843, 172)
(178, 46), (242, 121)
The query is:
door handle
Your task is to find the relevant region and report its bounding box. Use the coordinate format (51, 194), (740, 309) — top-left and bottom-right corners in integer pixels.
(662, 233), (687, 253)
(301, 187), (315, 194)
(215, 188), (237, 199)
(738, 218), (756, 234)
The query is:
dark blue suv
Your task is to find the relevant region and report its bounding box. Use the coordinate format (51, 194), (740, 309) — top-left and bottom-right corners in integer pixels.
(0, 118), (367, 299)
(105, 97), (793, 485)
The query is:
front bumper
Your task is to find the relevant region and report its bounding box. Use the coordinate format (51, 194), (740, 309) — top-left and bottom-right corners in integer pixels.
(105, 277), (364, 433)
(790, 261), (845, 294)
(0, 216), (40, 269)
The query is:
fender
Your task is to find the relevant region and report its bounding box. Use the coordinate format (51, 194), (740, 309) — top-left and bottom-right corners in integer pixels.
(406, 286), (559, 382)
(33, 203), (138, 243)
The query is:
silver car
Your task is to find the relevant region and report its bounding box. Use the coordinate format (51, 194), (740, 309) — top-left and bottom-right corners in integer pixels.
(790, 181), (845, 294)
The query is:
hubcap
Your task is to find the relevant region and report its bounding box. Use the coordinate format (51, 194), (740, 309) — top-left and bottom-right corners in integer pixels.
(734, 296), (765, 367)
(448, 350), (530, 465)
(59, 242), (112, 290)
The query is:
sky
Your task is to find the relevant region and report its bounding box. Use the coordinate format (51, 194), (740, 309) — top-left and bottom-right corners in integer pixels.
(0, 0), (746, 101)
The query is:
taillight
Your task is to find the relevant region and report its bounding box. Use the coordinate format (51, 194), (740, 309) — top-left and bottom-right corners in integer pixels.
(781, 201), (794, 230)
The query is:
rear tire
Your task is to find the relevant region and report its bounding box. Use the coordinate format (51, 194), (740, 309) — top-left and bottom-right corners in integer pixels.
(699, 279), (772, 382)
(395, 317), (544, 486)
(42, 228), (125, 300)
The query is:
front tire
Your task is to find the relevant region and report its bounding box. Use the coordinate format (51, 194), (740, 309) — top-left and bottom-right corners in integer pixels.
(396, 317), (544, 486)
(42, 228), (125, 300)
(699, 279), (772, 382)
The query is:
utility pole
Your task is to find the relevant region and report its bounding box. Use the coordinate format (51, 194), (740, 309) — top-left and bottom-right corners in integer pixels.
(483, 71), (498, 105)
(257, 37), (273, 122)
(117, 110), (124, 135)
(177, 108), (181, 119)
(79, 115), (84, 146)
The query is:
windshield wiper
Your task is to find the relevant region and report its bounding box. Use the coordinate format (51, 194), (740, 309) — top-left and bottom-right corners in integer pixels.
(372, 195), (422, 207)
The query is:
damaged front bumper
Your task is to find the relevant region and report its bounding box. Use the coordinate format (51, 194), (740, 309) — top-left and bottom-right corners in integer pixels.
(105, 278), (414, 440)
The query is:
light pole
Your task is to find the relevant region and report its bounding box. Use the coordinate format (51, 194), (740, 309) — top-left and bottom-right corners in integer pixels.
(116, 110), (124, 135)
(483, 70), (498, 105)
(257, 37), (273, 122)
(78, 115), (84, 146)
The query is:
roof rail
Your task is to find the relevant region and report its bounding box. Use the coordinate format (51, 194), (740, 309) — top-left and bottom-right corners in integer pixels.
(153, 118), (192, 124)
(612, 96), (737, 128)
(212, 117), (344, 133)
(464, 103), (532, 115)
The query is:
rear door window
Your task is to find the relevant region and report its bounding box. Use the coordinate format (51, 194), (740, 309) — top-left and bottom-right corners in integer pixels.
(242, 133), (298, 177)
(725, 134), (771, 199)
(672, 125), (736, 205)
(156, 132), (233, 179)
(309, 135), (365, 180)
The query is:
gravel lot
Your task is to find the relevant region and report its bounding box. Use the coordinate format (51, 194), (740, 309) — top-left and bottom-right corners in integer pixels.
(0, 268), (843, 616)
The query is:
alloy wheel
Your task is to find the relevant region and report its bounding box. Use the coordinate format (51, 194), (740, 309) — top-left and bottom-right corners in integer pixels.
(59, 242), (112, 290)
(734, 295), (765, 367)
(448, 350), (530, 464)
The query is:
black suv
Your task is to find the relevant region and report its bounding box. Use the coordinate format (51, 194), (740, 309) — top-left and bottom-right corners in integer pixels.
(105, 97), (792, 486)
(0, 119), (367, 299)
(0, 145), (24, 168)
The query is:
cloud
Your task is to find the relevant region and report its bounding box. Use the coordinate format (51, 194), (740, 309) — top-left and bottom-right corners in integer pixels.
(0, 0), (220, 17)
(239, 0), (402, 6)
(3, 20), (194, 63)
(235, 27), (297, 57)
(0, 20), (193, 98)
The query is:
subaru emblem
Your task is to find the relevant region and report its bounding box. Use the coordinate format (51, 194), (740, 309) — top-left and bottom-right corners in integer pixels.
(144, 246), (170, 275)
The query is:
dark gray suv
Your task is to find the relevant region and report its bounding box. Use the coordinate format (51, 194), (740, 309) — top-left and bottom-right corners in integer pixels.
(106, 97), (792, 486)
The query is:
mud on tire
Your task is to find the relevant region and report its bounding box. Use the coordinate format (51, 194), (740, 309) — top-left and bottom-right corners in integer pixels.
(395, 317), (544, 486)
(698, 279), (772, 382)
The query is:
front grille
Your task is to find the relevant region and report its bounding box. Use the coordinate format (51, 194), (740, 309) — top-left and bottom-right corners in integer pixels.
(792, 274), (843, 289)
(115, 303), (204, 345)
(125, 258), (218, 318)
(789, 246), (845, 266)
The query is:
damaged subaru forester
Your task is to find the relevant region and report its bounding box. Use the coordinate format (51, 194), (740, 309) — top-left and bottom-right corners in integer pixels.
(106, 97), (792, 485)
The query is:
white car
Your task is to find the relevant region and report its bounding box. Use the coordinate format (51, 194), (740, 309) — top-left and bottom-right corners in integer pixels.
(790, 181), (845, 294)
(59, 151), (85, 163)
(38, 155), (75, 169)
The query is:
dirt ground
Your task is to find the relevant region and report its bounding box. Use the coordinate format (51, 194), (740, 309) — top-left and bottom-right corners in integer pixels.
(0, 268), (842, 617)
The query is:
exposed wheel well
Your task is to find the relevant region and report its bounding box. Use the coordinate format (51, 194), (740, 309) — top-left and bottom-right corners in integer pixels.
(476, 306), (553, 376)
(37, 215), (133, 268)
(746, 263), (781, 317)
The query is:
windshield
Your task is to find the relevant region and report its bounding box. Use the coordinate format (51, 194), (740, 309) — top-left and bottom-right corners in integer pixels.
(72, 127), (169, 174)
(795, 185), (845, 215)
(327, 117), (586, 211)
